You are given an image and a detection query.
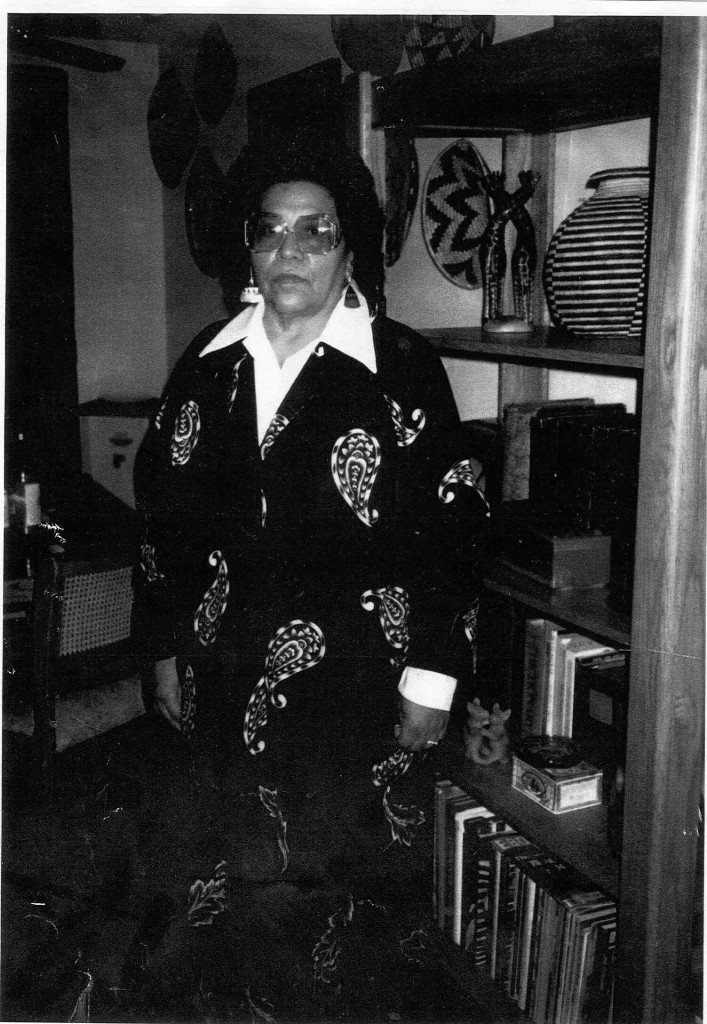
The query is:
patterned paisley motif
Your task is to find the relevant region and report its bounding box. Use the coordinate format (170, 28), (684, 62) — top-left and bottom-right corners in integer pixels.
(181, 664), (196, 739)
(154, 398), (168, 431)
(243, 678), (269, 755)
(258, 785), (289, 872)
(331, 428), (381, 527)
(245, 988), (276, 1024)
(187, 859), (227, 926)
(463, 596), (480, 644)
(438, 458), (490, 513)
(260, 414), (289, 460)
(383, 393), (426, 447)
(140, 540), (164, 582)
(312, 896), (354, 989)
(171, 399), (201, 466)
(227, 350), (248, 413)
(382, 787), (425, 847)
(360, 585), (410, 666)
(193, 550), (229, 645)
(399, 927), (430, 966)
(243, 620), (326, 754)
(371, 748), (414, 788)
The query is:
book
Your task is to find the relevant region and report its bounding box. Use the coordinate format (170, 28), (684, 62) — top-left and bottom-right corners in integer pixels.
(501, 842), (546, 1000)
(502, 398), (594, 502)
(528, 403), (628, 520)
(516, 855), (543, 1009)
(470, 819), (515, 968)
(517, 851), (571, 1016)
(540, 621), (564, 736)
(578, 916), (616, 1024)
(488, 833), (532, 979)
(523, 854), (570, 1020)
(557, 890), (616, 1024)
(434, 780), (464, 925)
(451, 802), (496, 945)
(572, 652), (628, 774)
(443, 794), (484, 936)
(566, 902), (616, 1024)
(554, 632), (615, 737)
(521, 617), (562, 737)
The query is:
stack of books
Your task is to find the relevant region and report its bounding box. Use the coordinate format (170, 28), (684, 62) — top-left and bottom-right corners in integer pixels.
(520, 618), (624, 741)
(434, 781), (617, 1024)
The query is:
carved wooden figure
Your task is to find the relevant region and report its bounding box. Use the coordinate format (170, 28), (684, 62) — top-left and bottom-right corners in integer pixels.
(479, 171), (539, 332)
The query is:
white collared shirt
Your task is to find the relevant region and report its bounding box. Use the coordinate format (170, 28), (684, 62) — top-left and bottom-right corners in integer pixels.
(199, 283), (456, 713)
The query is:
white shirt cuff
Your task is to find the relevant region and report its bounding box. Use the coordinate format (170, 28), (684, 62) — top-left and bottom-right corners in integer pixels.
(397, 666), (457, 712)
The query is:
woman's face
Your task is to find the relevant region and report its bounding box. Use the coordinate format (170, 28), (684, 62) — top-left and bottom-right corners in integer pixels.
(251, 181), (352, 323)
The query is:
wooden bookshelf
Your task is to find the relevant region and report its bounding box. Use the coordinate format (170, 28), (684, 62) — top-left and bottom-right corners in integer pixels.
(450, 759), (620, 899)
(372, 17), (661, 134)
(371, 16), (705, 1023)
(423, 326), (644, 373)
(484, 561), (631, 650)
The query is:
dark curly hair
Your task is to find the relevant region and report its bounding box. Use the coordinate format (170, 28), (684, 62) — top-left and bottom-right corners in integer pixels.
(222, 133), (385, 318)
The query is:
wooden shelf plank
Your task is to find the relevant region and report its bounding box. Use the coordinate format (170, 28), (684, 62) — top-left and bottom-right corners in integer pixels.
(446, 757), (620, 898)
(484, 561), (631, 649)
(424, 326), (644, 372)
(372, 18), (661, 134)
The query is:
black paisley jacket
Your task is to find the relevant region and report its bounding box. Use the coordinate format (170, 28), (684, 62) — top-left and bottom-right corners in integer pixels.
(132, 313), (488, 715)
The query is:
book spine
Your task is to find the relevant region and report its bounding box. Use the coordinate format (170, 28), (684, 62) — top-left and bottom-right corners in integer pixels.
(451, 805), (494, 945)
(472, 822), (513, 970)
(489, 834), (531, 979)
(522, 618), (549, 736)
(435, 784), (466, 929)
(542, 622), (563, 736)
(563, 637), (615, 737)
(433, 780), (454, 921)
(554, 634), (572, 737)
(517, 873), (539, 1010)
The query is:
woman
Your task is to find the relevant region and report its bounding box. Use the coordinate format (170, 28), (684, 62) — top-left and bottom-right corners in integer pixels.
(132, 135), (487, 1020)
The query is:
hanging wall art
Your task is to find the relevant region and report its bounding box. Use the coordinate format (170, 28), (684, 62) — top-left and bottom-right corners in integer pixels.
(147, 67), (199, 190)
(193, 22), (238, 127)
(384, 134), (418, 268)
(185, 147), (236, 278)
(422, 139), (490, 290)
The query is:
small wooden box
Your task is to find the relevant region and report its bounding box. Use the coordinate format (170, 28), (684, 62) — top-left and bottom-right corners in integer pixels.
(512, 754), (603, 813)
(500, 519), (611, 589)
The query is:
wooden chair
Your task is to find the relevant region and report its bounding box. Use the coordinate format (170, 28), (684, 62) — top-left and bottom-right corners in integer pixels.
(26, 542), (145, 782)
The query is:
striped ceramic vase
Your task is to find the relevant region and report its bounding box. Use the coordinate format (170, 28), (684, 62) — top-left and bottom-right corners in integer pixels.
(543, 167), (650, 339)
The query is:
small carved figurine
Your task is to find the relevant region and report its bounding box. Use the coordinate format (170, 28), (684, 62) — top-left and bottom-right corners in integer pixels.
(463, 697), (511, 765)
(479, 170), (540, 331)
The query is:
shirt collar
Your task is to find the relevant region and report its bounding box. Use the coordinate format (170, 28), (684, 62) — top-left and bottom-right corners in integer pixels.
(198, 280), (377, 374)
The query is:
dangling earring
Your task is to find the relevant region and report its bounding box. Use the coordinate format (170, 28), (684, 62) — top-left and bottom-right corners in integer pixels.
(344, 277), (360, 309)
(240, 269), (261, 304)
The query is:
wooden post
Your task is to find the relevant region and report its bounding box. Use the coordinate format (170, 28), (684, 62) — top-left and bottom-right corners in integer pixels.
(615, 18), (707, 1023)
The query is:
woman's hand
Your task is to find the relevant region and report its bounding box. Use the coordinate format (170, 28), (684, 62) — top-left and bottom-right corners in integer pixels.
(395, 695), (449, 752)
(153, 657), (181, 730)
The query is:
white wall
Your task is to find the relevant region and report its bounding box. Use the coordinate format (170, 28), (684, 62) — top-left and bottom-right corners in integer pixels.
(69, 41), (169, 403)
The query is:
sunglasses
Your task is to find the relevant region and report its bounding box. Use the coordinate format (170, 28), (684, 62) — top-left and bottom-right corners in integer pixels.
(244, 214), (342, 255)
